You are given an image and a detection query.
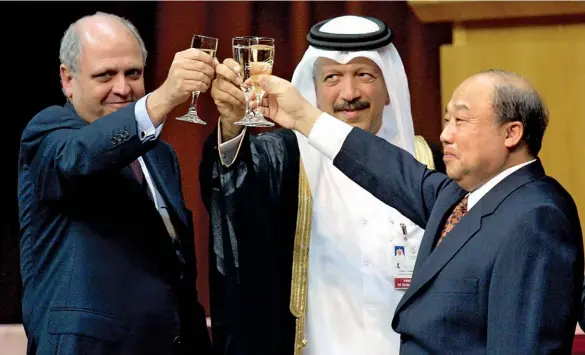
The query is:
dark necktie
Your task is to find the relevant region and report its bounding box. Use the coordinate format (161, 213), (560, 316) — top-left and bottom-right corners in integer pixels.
(130, 159), (152, 200)
(436, 195), (469, 246)
(129, 160), (144, 184)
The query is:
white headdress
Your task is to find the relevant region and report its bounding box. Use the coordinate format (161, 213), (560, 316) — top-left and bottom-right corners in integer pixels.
(291, 15), (415, 191)
(289, 16), (421, 354)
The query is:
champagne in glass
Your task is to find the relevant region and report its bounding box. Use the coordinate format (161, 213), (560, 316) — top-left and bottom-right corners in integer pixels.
(176, 34), (218, 125)
(248, 37), (275, 127)
(249, 49), (273, 93)
(232, 37), (256, 126)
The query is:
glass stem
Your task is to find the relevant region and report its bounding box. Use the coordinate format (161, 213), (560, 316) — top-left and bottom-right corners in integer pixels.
(189, 91), (200, 112)
(254, 91), (264, 117)
(242, 87), (251, 116)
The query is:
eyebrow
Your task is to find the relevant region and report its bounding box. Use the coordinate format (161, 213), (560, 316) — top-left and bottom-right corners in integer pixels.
(320, 64), (381, 74)
(445, 103), (470, 113)
(91, 67), (143, 78)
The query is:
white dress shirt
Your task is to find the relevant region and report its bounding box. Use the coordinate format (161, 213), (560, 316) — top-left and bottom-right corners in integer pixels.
(467, 160), (536, 210)
(133, 95), (177, 239)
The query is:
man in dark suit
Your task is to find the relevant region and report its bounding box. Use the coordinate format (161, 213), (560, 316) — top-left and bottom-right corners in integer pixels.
(18, 12), (216, 355)
(249, 69), (584, 354)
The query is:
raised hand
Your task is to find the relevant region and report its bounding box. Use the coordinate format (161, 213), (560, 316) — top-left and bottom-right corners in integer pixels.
(211, 59), (251, 140)
(250, 75), (322, 136)
(147, 48), (218, 125)
(160, 48), (218, 107)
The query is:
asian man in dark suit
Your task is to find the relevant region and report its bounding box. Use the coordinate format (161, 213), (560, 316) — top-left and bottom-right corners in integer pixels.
(18, 12), (217, 355)
(250, 69), (583, 354)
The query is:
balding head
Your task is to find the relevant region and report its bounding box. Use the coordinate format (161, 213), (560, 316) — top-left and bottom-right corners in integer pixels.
(59, 12), (147, 123)
(59, 12), (147, 75)
(475, 69), (549, 156)
(441, 69), (548, 191)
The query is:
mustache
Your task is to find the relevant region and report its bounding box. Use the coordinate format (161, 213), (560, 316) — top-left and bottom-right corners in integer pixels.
(333, 99), (370, 112)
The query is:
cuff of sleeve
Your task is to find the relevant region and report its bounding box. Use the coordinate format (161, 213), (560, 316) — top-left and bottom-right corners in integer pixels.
(217, 120), (246, 167)
(308, 112), (353, 160)
(135, 94), (164, 141)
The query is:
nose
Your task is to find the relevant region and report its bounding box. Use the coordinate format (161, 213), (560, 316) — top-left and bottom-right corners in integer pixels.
(339, 77), (360, 102)
(440, 119), (455, 145)
(111, 74), (131, 97)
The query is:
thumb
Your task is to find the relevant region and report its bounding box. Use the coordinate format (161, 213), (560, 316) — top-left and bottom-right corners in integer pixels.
(257, 74), (288, 95)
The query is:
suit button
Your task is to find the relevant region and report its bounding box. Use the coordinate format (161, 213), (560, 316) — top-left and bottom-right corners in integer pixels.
(111, 137), (117, 145)
(173, 336), (181, 345)
(122, 131), (129, 139)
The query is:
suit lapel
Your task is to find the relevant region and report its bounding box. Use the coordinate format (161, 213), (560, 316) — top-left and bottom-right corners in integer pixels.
(141, 144), (189, 229)
(414, 187), (467, 267)
(395, 200), (482, 314)
(395, 188), (470, 313)
(395, 160), (545, 315)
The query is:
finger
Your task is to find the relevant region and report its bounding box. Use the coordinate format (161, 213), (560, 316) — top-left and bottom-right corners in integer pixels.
(257, 106), (274, 120)
(211, 87), (243, 107)
(180, 68), (213, 86)
(256, 74), (284, 94)
(248, 98), (258, 110)
(216, 61), (243, 86)
(244, 75), (272, 91)
(223, 58), (241, 73)
(248, 91), (258, 105)
(179, 59), (216, 79)
(183, 79), (210, 93)
(256, 94), (278, 117)
(183, 48), (216, 65)
(215, 78), (246, 104)
(211, 79), (246, 105)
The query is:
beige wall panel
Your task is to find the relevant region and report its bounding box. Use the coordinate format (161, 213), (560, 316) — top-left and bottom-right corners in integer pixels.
(453, 24), (585, 45)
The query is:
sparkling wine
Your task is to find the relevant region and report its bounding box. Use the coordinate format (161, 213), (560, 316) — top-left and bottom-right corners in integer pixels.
(249, 44), (274, 94)
(232, 44), (251, 88)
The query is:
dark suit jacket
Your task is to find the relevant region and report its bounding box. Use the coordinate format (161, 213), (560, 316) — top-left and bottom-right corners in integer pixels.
(332, 128), (583, 354)
(18, 102), (211, 355)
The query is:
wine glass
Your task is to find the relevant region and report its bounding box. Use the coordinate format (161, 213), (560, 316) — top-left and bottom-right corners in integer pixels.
(176, 34), (218, 125)
(232, 37), (256, 126)
(235, 37), (275, 127)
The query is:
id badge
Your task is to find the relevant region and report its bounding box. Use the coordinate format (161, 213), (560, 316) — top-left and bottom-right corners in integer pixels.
(391, 241), (419, 290)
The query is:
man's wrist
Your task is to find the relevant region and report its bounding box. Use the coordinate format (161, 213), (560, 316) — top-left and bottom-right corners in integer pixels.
(294, 103), (322, 137)
(220, 116), (244, 141)
(146, 89), (173, 127)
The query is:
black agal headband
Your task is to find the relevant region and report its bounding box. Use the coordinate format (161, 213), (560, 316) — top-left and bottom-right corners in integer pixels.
(307, 16), (393, 51)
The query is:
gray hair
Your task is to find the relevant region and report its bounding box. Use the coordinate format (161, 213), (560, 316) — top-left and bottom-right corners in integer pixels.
(481, 69), (549, 156)
(59, 11), (148, 75)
